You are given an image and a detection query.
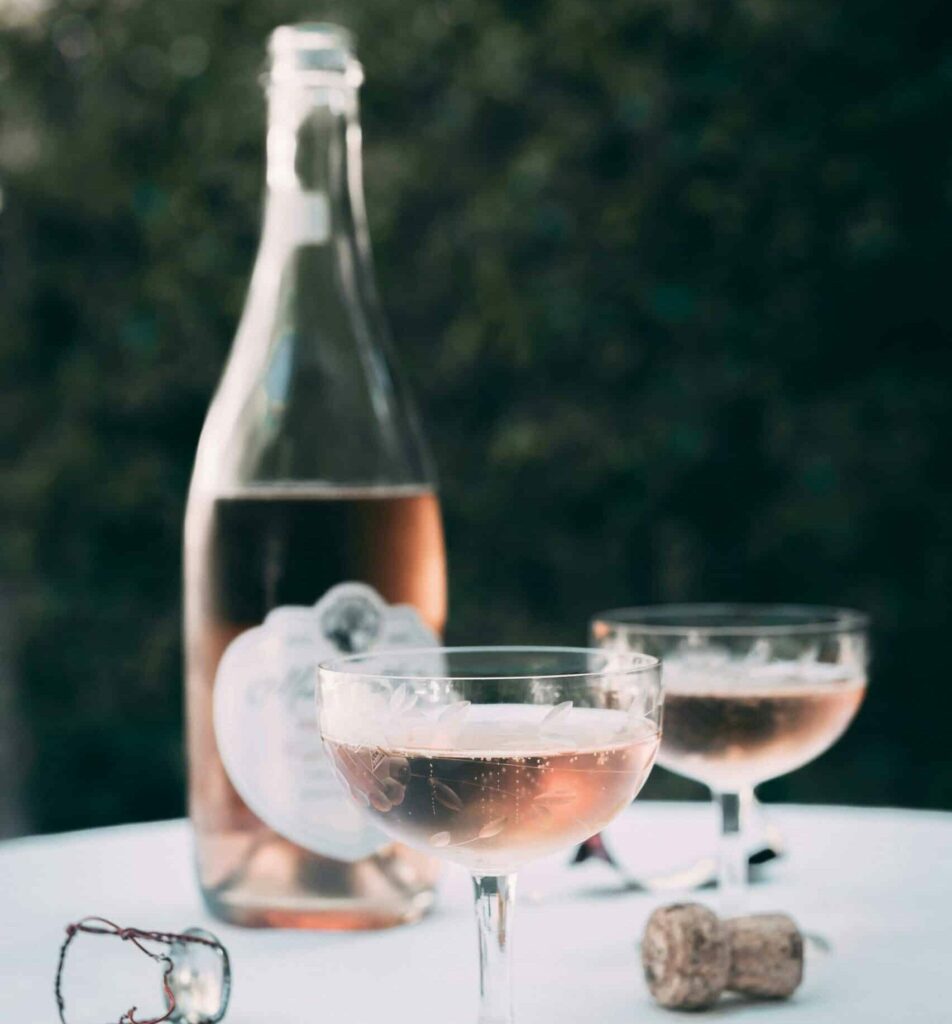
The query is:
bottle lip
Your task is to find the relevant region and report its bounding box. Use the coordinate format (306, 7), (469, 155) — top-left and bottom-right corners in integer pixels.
(267, 22), (364, 88)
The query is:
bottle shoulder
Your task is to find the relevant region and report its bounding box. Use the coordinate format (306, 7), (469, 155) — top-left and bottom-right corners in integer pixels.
(187, 240), (434, 497)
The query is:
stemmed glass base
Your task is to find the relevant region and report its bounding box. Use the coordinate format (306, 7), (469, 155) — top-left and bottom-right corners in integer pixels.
(715, 788), (752, 917)
(473, 875), (516, 1024)
(716, 787), (832, 955)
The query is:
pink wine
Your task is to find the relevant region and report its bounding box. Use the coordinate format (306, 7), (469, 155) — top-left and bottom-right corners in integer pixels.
(324, 706), (660, 874)
(658, 662), (866, 789)
(185, 485), (446, 928)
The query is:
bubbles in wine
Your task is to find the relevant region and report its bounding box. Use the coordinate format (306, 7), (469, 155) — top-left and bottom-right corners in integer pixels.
(324, 705), (660, 873)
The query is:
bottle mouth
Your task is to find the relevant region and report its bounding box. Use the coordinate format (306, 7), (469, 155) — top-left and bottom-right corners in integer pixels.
(267, 22), (363, 87)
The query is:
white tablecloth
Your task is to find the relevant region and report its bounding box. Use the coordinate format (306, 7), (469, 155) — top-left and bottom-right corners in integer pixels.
(2, 803), (951, 1022)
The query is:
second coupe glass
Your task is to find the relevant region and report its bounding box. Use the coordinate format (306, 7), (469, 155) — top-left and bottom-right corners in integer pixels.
(591, 605), (868, 912)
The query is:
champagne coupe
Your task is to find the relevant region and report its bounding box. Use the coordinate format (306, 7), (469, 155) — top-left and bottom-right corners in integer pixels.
(590, 605), (868, 913)
(318, 646), (662, 1023)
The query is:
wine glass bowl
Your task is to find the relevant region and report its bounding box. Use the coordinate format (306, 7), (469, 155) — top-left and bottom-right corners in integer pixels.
(318, 646), (662, 1022)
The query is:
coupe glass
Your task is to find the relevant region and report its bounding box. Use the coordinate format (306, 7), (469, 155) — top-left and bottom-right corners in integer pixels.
(318, 646), (662, 1024)
(591, 605), (868, 912)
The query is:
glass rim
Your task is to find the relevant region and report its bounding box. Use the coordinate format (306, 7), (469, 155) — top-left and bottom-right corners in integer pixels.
(318, 645), (661, 683)
(591, 603), (869, 637)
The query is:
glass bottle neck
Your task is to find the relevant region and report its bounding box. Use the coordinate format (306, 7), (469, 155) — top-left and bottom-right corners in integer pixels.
(261, 80), (366, 250)
(193, 69), (435, 491)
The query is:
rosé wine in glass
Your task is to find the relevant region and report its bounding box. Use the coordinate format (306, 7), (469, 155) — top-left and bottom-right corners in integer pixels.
(325, 704), (659, 874)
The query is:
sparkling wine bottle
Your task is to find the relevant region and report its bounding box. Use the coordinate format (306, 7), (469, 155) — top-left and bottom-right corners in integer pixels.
(183, 23), (446, 929)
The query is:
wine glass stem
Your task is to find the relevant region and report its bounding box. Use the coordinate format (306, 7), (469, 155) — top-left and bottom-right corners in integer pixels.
(472, 873), (517, 1024)
(716, 790), (749, 916)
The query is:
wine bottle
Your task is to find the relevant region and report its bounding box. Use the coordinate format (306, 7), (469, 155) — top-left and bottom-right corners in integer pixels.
(183, 23), (446, 929)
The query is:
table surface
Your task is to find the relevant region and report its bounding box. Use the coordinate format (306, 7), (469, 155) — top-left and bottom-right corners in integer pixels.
(2, 802), (951, 1023)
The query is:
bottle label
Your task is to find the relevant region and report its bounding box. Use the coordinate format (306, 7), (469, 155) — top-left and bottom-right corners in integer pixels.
(213, 582), (437, 862)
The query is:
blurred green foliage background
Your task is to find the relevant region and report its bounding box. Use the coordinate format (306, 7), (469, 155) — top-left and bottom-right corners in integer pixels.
(1, 0), (950, 836)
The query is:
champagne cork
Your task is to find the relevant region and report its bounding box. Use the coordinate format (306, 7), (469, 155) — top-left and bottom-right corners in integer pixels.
(641, 904), (731, 1009)
(642, 904), (804, 1010)
(726, 913), (803, 998)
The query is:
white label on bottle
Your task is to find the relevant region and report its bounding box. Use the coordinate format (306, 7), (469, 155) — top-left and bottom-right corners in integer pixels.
(213, 582), (437, 862)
